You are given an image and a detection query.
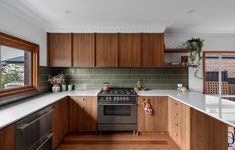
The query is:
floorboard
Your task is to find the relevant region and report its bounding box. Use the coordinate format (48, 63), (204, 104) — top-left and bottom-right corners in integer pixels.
(57, 132), (180, 150)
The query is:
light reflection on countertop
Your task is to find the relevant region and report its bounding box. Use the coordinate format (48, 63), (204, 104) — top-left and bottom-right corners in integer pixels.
(1, 89), (235, 129)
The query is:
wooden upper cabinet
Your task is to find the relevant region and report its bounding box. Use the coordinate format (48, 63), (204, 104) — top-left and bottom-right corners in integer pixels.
(96, 33), (118, 67)
(118, 33), (141, 67)
(48, 33), (72, 67)
(73, 33), (95, 67)
(141, 33), (164, 67)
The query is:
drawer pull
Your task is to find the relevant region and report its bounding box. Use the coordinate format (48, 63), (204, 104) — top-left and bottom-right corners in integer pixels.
(175, 133), (178, 137)
(175, 103), (179, 106)
(175, 123), (179, 126)
(82, 98), (85, 101)
(174, 113), (179, 116)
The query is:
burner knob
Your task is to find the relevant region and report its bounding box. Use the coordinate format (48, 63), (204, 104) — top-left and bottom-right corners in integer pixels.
(106, 97), (108, 100)
(126, 97), (129, 101)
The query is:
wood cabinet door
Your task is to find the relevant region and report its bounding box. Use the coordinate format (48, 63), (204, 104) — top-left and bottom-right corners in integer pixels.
(138, 96), (168, 132)
(82, 96), (97, 132)
(141, 33), (164, 67)
(48, 33), (72, 67)
(96, 33), (118, 67)
(52, 97), (68, 149)
(69, 96), (97, 132)
(118, 33), (141, 67)
(0, 124), (15, 150)
(73, 33), (95, 67)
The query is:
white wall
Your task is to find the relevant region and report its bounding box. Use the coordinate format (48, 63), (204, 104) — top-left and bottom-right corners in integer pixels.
(165, 32), (235, 92)
(0, 4), (47, 66)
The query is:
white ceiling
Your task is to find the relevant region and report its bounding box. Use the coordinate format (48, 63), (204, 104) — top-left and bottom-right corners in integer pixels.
(1, 0), (235, 33)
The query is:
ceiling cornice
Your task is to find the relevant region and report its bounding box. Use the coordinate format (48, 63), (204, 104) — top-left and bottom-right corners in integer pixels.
(0, 0), (48, 31)
(46, 25), (166, 33)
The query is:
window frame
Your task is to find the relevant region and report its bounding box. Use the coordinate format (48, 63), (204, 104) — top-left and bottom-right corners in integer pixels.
(0, 32), (39, 98)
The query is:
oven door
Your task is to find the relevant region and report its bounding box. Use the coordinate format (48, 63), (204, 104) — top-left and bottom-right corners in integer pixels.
(98, 103), (137, 124)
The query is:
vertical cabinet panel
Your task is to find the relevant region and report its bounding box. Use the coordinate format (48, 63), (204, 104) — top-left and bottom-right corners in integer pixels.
(52, 97), (68, 149)
(96, 33), (118, 67)
(0, 124), (15, 150)
(48, 33), (72, 67)
(69, 96), (97, 132)
(118, 33), (141, 67)
(73, 33), (95, 67)
(190, 108), (227, 150)
(141, 33), (164, 67)
(138, 96), (168, 133)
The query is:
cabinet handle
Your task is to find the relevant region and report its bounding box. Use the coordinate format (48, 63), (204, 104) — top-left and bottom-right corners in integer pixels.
(175, 123), (179, 126)
(175, 103), (179, 106)
(175, 133), (178, 137)
(174, 113), (178, 116)
(82, 98), (85, 101)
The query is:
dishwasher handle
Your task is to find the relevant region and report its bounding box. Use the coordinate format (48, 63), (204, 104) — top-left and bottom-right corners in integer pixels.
(17, 109), (54, 130)
(36, 133), (53, 150)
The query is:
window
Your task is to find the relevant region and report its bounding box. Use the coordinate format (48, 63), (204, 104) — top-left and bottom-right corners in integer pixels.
(203, 51), (235, 100)
(0, 32), (39, 98)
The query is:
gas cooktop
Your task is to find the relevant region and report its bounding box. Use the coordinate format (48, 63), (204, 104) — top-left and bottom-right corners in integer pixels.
(98, 87), (137, 96)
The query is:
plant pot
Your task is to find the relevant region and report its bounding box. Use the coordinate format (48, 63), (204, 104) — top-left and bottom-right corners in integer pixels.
(52, 84), (61, 93)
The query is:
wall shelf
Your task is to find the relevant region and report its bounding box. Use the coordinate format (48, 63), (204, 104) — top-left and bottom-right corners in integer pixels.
(164, 48), (191, 53)
(163, 64), (197, 68)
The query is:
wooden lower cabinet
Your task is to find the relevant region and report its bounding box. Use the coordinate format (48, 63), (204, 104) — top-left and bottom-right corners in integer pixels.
(69, 96), (97, 132)
(168, 97), (190, 150)
(0, 124), (15, 150)
(52, 97), (68, 149)
(138, 96), (168, 133)
(168, 97), (228, 150)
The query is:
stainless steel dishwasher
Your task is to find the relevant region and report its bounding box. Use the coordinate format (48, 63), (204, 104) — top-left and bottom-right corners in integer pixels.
(16, 105), (53, 150)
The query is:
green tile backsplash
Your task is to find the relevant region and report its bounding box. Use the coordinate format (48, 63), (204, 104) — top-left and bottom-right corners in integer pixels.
(60, 68), (188, 90)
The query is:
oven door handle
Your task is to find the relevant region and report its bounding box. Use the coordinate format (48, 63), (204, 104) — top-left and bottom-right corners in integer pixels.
(98, 103), (136, 106)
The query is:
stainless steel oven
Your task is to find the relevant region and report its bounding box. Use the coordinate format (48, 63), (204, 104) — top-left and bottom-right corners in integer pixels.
(97, 88), (138, 132)
(16, 105), (53, 150)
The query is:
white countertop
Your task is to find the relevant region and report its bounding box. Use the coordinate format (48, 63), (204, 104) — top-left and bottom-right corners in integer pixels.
(1, 89), (235, 129)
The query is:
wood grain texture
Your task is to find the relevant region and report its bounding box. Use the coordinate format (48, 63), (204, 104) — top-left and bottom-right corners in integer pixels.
(0, 124), (15, 150)
(0, 32), (39, 98)
(141, 33), (164, 67)
(48, 33), (72, 67)
(73, 33), (95, 67)
(168, 98), (190, 150)
(57, 133), (180, 150)
(190, 108), (228, 150)
(118, 33), (141, 67)
(138, 96), (168, 132)
(52, 97), (69, 149)
(96, 33), (118, 67)
(69, 96), (97, 132)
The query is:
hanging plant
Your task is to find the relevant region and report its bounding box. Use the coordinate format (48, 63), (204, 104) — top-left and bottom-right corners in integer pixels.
(185, 37), (204, 79)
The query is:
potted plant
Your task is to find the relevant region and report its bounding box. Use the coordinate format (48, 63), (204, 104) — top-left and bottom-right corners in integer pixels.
(185, 37), (204, 79)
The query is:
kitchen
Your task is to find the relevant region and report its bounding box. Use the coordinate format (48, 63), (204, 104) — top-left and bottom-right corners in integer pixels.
(1, 0), (235, 150)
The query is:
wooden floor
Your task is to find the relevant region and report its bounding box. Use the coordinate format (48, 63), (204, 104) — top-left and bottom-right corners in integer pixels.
(57, 132), (180, 150)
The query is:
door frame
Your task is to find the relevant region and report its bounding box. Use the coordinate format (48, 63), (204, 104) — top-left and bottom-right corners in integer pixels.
(203, 51), (235, 94)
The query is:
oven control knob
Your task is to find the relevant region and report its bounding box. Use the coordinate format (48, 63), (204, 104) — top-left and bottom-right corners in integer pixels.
(126, 97), (129, 101)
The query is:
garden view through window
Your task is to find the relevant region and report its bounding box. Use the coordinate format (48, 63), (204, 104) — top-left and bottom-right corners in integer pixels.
(0, 45), (31, 90)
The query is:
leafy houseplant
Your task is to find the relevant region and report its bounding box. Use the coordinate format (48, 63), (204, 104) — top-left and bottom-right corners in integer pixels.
(185, 38), (204, 79)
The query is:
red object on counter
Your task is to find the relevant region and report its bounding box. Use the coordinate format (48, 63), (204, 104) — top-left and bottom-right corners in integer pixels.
(142, 99), (153, 116)
(103, 85), (110, 91)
